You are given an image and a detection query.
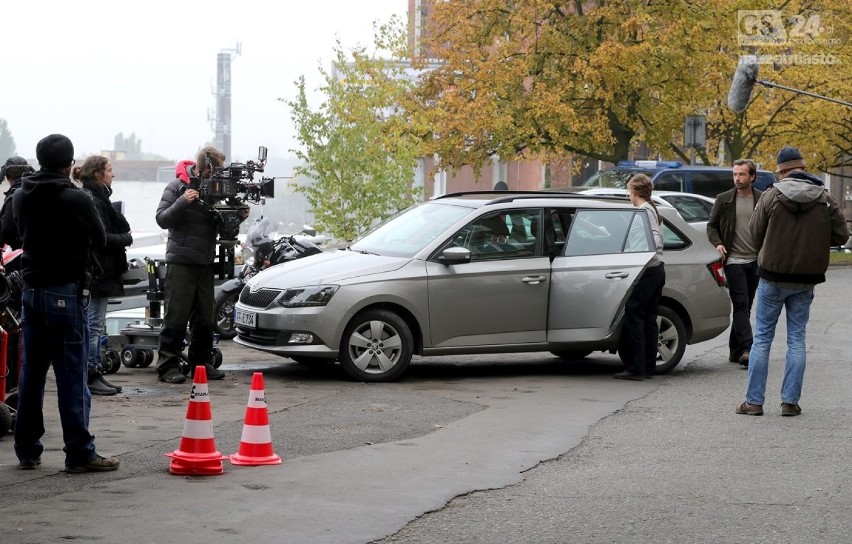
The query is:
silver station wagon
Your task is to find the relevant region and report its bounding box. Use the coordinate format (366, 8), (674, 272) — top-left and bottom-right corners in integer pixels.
(234, 191), (731, 382)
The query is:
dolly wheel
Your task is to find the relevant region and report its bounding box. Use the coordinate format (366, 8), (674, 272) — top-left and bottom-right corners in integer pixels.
(121, 348), (139, 368)
(139, 349), (155, 368)
(103, 351), (122, 374)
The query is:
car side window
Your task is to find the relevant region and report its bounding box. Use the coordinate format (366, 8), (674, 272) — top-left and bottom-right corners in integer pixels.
(448, 209), (541, 261)
(662, 195), (712, 222)
(564, 209), (639, 256)
(661, 220), (690, 250)
(654, 172), (684, 192)
(689, 172), (732, 198)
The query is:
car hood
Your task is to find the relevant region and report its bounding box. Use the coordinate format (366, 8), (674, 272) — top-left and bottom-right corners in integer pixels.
(247, 249), (410, 288)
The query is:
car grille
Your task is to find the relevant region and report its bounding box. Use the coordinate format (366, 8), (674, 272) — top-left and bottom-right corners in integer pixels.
(236, 327), (285, 346)
(239, 287), (281, 309)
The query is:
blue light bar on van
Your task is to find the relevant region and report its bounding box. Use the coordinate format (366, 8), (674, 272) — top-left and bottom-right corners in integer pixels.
(617, 160), (683, 169)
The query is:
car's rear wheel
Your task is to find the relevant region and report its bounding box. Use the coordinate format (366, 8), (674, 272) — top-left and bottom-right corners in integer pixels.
(618, 305), (686, 374)
(339, 309), (413, 382)
(550, 350), (592, 360)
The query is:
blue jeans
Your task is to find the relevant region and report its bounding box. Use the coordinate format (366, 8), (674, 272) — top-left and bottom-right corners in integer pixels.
(86, 296), (110, 371)
(745, 279), (814, 406)
(15, 284), (97, 467)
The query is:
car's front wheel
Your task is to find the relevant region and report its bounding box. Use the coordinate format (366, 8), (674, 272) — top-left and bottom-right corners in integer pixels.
(339, 309), (413, 382)
(618, 305), (686, 374)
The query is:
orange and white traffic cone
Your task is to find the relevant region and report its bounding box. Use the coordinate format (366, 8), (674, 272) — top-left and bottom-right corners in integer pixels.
(230, 372), (282, 466)
(165, 365), (227, 475)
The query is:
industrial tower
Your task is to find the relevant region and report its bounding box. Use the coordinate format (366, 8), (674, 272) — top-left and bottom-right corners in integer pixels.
(211, 43), (241, 160)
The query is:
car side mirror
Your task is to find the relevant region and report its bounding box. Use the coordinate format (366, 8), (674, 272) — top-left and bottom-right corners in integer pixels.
(438, 246), (471, 265)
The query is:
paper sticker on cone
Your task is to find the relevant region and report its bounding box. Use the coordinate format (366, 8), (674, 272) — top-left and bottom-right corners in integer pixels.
(165, 365), (227, 475)
(230, 372), (282, 466)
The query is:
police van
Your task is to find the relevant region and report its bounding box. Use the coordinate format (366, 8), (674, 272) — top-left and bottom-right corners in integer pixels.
(581, 160), (776, 197)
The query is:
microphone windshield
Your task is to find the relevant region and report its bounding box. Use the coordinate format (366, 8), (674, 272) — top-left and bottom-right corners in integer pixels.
(727, 59), (759, 113)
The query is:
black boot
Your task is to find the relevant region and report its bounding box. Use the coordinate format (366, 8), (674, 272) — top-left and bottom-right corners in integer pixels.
(88, 369), (118, 396)
(95, 368), (123, 393)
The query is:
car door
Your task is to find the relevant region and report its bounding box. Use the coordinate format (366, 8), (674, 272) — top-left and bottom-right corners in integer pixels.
(425, 209), (550, 348)
(547, 208), (655, 343)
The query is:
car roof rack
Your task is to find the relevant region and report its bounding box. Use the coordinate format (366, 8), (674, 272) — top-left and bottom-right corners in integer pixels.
(435, 190), (632, 205)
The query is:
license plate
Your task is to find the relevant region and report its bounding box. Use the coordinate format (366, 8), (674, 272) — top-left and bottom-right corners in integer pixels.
(235, 309), (256, 328)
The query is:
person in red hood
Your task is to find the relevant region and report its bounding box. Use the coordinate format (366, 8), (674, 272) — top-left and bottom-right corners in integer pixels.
(154, 146), (229, 384)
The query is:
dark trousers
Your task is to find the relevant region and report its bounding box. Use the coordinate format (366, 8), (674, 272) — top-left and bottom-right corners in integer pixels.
(156, 263), (215, 375)
(15, 284), (96, 467)
(725, 261), (758, 359)
(623, 264), (666, 377)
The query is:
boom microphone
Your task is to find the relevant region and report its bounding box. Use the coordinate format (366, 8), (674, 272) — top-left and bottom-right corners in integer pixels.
(727, 58), (852, 113)
(727, 59), (759, 113)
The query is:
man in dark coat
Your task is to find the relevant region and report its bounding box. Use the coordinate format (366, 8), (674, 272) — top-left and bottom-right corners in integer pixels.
(12, 134), (119, 472)
(154, 145), (240, 384)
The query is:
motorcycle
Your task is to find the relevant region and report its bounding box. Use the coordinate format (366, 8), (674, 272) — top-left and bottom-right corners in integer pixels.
(213, 219), (323, 339)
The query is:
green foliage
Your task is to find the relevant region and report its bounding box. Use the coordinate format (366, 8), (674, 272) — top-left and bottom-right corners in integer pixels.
(283, 16), (424, 241)
(114, 132), (143, 160)
(0, 119), (16, 159)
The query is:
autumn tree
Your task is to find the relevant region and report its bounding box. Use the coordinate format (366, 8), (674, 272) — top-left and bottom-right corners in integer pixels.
(411, 0), (850, 174)
(283, 17), (424, 241)
(412, 0), (713, 172)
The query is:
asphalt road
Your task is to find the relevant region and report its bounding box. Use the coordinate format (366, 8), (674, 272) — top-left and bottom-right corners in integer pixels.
(1, 267), (851, 543)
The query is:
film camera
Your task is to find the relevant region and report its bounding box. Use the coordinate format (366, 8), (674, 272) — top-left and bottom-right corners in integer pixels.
(195, 146), (275, 247)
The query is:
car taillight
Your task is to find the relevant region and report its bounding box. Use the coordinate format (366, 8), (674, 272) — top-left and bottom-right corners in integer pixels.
(708, 260), (726, 287)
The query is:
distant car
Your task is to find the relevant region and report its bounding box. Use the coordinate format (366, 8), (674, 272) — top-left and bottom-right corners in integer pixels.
(568, 187), (715, 235)
(581, 160), (775, 197)
(233, 191), (731, 382)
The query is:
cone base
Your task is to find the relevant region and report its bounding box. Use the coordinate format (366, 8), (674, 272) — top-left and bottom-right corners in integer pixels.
(165, 450), (228, 463)
(229, 452), (282, 466)
(168, 457), (224, 475)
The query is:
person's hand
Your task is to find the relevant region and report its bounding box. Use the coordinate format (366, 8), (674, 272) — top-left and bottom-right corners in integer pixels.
(715, 244), (727, 259)
(182, 188), (199, 203)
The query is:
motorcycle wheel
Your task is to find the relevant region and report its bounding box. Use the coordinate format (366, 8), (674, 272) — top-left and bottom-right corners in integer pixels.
(213, 289), (239, 340)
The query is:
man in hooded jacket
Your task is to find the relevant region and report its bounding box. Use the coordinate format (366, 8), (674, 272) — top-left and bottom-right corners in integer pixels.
(12, 134), (119, 472)
(736, 146), (849, 418)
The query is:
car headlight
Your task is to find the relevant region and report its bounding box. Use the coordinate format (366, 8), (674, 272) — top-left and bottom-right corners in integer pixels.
(241, 247), (255, 267)
(277, 285), (339, 308)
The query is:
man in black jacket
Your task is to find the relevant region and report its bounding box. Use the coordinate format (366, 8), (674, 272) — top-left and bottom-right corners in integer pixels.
(155, 145), (232, 384)
(12, 134), (119, 472)
(706, 159), (762, 367)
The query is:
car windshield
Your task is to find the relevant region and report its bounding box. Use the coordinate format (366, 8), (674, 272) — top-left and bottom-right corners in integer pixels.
(350, 202), (473, 258)
(582, 169), (654, 189)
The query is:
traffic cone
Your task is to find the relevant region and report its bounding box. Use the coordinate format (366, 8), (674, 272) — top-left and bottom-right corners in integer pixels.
(165, 365), (227, 475)
(230, 372), (282, 466)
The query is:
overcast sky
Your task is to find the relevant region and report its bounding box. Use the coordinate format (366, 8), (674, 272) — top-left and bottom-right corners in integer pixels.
(1, 0), (406, 164)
